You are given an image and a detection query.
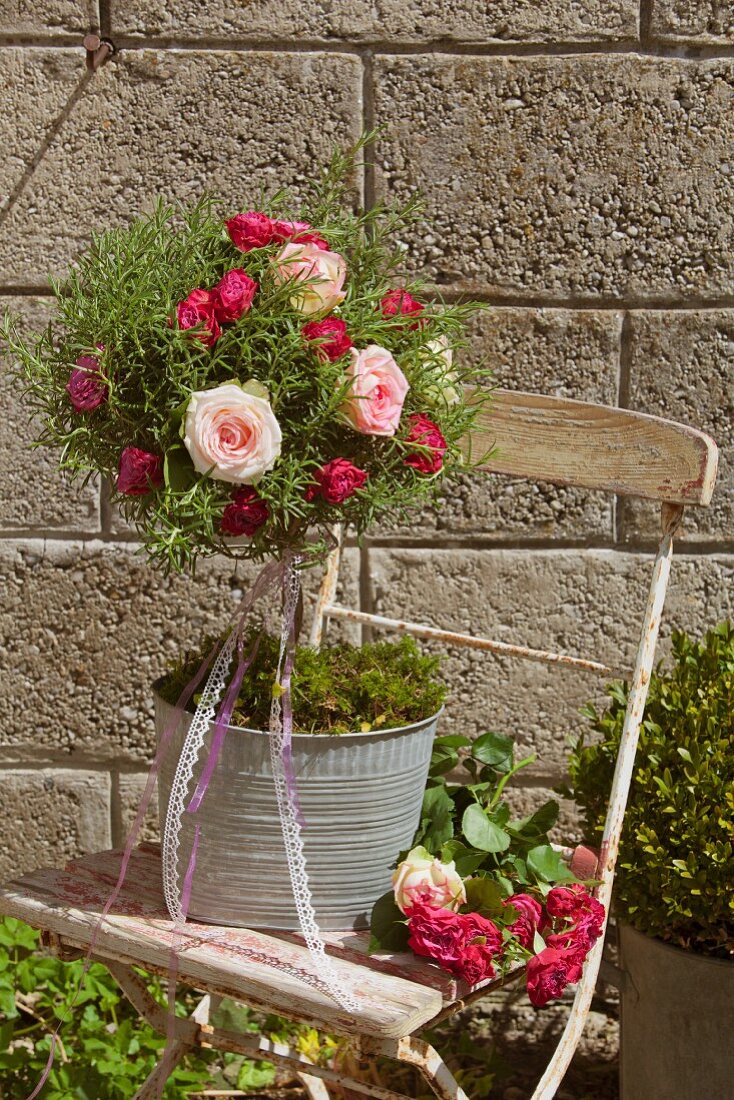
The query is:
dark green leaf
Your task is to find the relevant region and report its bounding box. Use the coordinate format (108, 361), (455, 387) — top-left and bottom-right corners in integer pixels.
(462, 804), (511, 852)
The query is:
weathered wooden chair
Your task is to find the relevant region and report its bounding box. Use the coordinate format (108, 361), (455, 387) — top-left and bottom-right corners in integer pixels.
(0, 390), (718, 1100)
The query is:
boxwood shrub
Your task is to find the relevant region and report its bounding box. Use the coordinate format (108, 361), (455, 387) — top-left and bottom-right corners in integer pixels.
(567, 621), (734, 958)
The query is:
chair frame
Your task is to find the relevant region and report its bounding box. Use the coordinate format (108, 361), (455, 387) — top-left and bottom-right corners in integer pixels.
(0, 389), (718, 1100)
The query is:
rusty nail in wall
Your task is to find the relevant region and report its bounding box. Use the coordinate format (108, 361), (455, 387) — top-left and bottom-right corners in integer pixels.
(83, 33), (116, 71)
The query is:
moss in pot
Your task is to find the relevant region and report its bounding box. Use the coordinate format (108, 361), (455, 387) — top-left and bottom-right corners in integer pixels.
(156, 633), (448, 930)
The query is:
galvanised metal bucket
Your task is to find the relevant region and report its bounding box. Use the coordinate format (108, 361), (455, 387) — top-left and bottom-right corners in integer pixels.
(155, 690), (440, 930)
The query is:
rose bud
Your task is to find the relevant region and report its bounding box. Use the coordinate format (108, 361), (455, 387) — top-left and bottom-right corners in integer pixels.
(302, 317), (353, 362)
(66, 348), (107, 412)
(226, 211), (276, 251)
(213, 268), (258, 323)
(306, 458), (368, 505)
(117, 447), (164, 496)
(380, 288), (425, 328)
(220, 486), (270, 537)
(176, 289), (220, 346)
(273, 219), (329, 250)
(404, 413), (447, 474)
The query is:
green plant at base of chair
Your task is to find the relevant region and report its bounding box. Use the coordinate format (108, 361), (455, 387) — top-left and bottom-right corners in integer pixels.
(566, 620), (734, 959)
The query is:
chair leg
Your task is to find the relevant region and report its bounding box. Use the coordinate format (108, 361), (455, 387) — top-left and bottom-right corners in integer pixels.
(370, 1036), (470, 1100)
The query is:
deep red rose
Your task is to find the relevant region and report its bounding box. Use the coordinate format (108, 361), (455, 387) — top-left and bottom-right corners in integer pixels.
(404, 413), (447, 474)
(213, 268), (258, 323)
(117, 447), (163, 496)
(406, 903), (468, 970)
(546, 884), (593, 919)
(504, 893), (545, 950)
(273, 219), (329, 250)
(451, 943), (497, 985)
(306, 459), (368, 505)
(526, 946), (583, 1007)
(220, 487), (270, 537)
(301, 317), (353, 362)
(66, 347), (107, 412)
(380, 288), (425, 328)
(176, 289), (220, 346)
(462, 912), (504, 957)
(226, 211), (276, 251)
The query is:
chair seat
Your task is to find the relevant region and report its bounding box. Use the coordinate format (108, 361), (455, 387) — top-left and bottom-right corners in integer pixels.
(0, 845), (514, 1040)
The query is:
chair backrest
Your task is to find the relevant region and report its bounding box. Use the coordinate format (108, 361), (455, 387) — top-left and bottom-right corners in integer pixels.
(314, 389), (718, 1096)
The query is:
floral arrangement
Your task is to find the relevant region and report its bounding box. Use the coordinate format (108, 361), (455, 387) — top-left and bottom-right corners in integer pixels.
(369, 732), (605, 1005)
(2, 140), (488, 573)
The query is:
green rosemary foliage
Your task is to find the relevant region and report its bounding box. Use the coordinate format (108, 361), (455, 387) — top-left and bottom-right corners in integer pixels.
(158, 632), (446, 734)
(1, 137), (491, 573)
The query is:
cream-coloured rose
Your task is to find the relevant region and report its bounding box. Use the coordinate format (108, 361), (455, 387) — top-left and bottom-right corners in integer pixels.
(272, 241), (347, 316)
(183, 381), (282, 485)
(392, 849), (466, 915)
(424, 336), (460, 406)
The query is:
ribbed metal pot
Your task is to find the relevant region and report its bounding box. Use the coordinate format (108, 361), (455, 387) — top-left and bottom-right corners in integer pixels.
(155, 691), (440, 930)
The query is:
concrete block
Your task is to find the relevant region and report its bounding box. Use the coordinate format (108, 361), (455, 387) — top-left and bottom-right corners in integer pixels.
(112, 0), (638, 43)
(373, 55), (734, 299)
(117, 772), (159, 843)
(622, 310), (734, 544)
(0, 49), (362, 284)
(0, 295), (100, 532)
(0, 1), (96, 36)
(0, 540), (360, 764)
(0, 769), (110, 878)
(368, 548), (734, 772)
(376, 307), (620, 541)
(651, 1), (734, 43)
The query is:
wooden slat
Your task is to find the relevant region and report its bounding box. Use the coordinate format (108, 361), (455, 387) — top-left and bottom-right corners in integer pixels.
(0, 847), (445, 1039)
(462, 389), (718, 506)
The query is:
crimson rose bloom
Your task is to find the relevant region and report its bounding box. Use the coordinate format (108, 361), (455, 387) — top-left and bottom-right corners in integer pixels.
(526, 945), (583, 1007)
(226, 211), (275, 251)
(220, 487), (270, 537)
(380, 288), (424, 327)
(213, 268), (258, 323)
(66, 348), (107, 412)
(404, 413), (447, 474)
(302, 318), (353, 362)
(305, 458), (368, 504)
(504, 893), (545, 950)
(406, 903), (468, 970)
(176, 289), (220, 346)
(546, 884), (596, 920)
(452, 943), (497, 985)
(117, 447), (163, 496)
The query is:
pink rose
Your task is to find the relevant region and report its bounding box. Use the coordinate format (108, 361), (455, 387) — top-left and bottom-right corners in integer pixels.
(66, 346), (107, 412)
(272, 242), (347, 316)
(380, 288), (425, 328)
(302, 317), (353, 362)
(526, 946), (582, 1007)
(213, 268), (258, 323)
(183, 381), (282, 485)
(504, 893), (545, 950)
(404, 413), (447, 474)
(220, 486), (270, 537)
(273, 219), (329, 250)
(393, 853), (466, 915)
(305, 459), (368, 505)
(341, 346), (409, 437)
(117, 447), (163, 496)
(176, 289), (220, 346)
(226, 211), (275, 251)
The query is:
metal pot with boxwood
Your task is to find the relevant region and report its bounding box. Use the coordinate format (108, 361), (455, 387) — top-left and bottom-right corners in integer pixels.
(567, 621), (734, 1100)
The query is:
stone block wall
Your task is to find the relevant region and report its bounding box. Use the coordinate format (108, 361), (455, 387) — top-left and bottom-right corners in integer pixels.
(1, 3), (732, 877)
